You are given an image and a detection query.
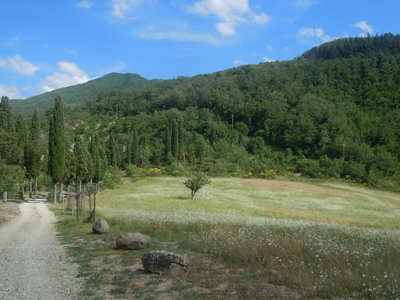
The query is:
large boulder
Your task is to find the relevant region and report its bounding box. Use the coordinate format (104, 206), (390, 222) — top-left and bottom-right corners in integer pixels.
(92, 219), (109, 234)
(116, 232), (151, 250)
(142, 251), (190, 275)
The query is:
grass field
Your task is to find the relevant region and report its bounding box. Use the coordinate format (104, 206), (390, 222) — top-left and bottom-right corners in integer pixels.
(55, 176), (400, 299)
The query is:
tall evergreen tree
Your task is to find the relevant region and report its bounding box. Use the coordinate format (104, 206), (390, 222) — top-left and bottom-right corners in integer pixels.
(133, 128), (138, 166)
(84, 139), (93, 183)
(0, 96), (14, 133)
(172, 118), (179, 159)
(109, 132), (119, 167)
(73, 136), (88, 185)
(92, 134), (103, 183)
(15, 113), (27, 149)
(25, 109), (43, 197)
(126, 137), (132, 165)
(179, 120), (184, 161)
(165, 122), (172, 156)
(48, 95), (65, 204)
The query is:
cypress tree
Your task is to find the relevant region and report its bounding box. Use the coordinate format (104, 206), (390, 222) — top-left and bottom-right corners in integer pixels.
(73, 136), (88, 185)
(98, 139), (108, 180)
(165, 122), (172, 156)
(133, 128), (138, 166)
(84, 141), (93, 183)
(25, 109), (42, 197)
(0, 96), (14, 133)
(179, 120), (184, 161)
(172, 118), (179, 159)
(92, 134), (102, 183)
(126, 137), (132, 165)
(110, 133), (119, 167)
(48, 96), (65, 204)
(15, 113), (27, 148)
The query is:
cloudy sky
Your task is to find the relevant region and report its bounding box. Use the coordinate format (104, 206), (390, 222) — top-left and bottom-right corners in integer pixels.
(1, 0), (399, 99)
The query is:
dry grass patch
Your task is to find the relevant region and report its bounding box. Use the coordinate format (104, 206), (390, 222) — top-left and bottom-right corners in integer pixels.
(0, 201), (20, 226)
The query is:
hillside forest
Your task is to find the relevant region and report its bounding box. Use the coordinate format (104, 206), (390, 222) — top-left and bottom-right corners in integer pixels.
(1, 33), (400, 198)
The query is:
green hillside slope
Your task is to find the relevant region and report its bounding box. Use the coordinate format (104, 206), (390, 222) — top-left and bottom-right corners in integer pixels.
(70, 34), (400, 186)
(10, 72), (162, 116)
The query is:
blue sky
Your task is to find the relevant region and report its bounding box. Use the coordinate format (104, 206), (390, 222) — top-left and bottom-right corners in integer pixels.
(1, 0), (399, 99)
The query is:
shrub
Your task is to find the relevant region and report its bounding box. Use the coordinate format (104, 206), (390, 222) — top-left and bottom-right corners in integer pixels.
(182, 172), (210, 199)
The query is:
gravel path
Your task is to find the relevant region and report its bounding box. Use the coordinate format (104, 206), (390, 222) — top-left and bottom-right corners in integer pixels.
(0, 199), (83, 300)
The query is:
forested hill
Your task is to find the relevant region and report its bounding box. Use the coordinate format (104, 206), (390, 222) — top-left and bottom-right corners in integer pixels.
(10, 73), (162, 117)
(70, 34), (400, 184)
(302, 33), (400, 60)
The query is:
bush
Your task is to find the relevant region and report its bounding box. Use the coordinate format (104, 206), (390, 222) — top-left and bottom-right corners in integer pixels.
(182, 172), (211, 199)
(125, 164), (137, 177)
(102, 166), (122, 189)
(296, 159), (321, 178)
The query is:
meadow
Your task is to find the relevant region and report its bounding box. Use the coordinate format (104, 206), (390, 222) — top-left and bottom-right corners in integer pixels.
(94, 176), (400, 299)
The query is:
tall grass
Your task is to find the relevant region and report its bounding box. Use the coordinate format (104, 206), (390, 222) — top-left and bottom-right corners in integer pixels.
(97, 176), (400, 298)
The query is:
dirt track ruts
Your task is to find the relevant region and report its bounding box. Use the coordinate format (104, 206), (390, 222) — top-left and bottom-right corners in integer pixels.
(0, 199), (83, 300)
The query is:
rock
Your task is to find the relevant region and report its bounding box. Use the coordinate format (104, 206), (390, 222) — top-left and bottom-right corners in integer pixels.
(116, 232), (151, 250)
(142, 251), (190, 275)
(92, 219), (109, 234)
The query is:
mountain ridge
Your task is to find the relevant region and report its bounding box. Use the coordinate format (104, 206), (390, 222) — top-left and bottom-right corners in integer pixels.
(10, 72), (162, 116)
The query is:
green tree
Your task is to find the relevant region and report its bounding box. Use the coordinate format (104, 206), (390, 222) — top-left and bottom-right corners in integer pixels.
(25, 109), (43, 197)
(165, 122), (172, 157)
(172, 118), (179, 159)
(109, 132), (120, 167)
(48, 95), (65, 204)
(15, 113), (27, 148)
(182, 172), (211, 199)
(73, 136), (88, 185)
(132, 128), (138, 166)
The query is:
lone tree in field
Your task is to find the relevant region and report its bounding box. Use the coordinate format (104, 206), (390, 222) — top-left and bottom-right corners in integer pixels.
(182, 172), (210, 199)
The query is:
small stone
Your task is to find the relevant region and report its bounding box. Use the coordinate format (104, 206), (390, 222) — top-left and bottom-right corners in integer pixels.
(116, 232), (151, 250)
(142, 250), (190, 275)
(92, 219), (109, 234)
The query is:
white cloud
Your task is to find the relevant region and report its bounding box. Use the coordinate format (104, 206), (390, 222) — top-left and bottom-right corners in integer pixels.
(23, 86), (35, 92)
(39, 73), (92, 92)
(297, 27), (331, 42)
(355, 21), (373, 36)
(285, 46), (290, 50)
(111, 0), (145, 18)
(38, 61), (93, 92)
(187, 0), (270, 36)
(233, 60), (247, 65)
(76, 0), (94, 9)
(64, 47), (78, 56)
(0, 84), (20, 99)
(2, 55), (40, 76)
(134, 27), (224, 45)
(263, 56), (275, 62)
(58, 61), (86, 76)
(294, 0), (318, 8)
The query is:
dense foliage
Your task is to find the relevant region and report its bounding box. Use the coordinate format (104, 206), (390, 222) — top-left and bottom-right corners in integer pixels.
(62, 34), (400, 189)
(1, 34), (400, 197)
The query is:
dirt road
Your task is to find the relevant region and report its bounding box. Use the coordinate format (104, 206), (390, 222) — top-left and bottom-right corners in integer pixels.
(0, 199), (83, 300)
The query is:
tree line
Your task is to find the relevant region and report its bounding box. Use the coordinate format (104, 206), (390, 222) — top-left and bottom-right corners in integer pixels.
(0, 95), (109, 202)
(1, 34), (400, 197)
